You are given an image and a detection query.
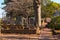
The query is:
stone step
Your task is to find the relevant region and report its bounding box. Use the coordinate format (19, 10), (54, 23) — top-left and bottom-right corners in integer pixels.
(43, 29), (51, 30)
(44, 28), (51, 30)
(39, 36), (56, 38)
(40, 32), (52, 35)
(39, 28), (58, 40)
(43, 31), (51, 32)
(39, 36), (57, 40)
(39, 38), (57, 40)
(41, 31), (52, 33)
(43, 30), (51, 32)
(42, 30), (51, 32)
(40, 34), (52, 36)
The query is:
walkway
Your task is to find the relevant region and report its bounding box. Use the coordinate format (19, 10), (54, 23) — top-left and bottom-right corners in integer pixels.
(39, 28), (58, 40)
(0, 34), (39, 40)
(0, 28), (60, 40)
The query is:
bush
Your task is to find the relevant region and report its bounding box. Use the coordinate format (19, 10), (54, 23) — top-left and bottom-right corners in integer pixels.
(49, 16), (60, 30)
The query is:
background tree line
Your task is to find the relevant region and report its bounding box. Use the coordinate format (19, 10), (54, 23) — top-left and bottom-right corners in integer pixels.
(2, 0), (60, 30)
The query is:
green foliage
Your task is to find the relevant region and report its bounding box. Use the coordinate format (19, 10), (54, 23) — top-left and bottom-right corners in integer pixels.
(49, 16), (60, 30)
(42, 1), (60, 18)
(42, 0), (60, 30)
(3, 0), (12, 4)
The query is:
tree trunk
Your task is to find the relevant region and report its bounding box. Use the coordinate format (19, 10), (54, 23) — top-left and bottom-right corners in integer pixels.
(26, 15), (29, 28)
(33, 0), (38, 26)
(33, 0), (41, 34)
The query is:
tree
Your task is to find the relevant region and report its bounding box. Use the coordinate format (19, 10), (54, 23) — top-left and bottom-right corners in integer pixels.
(49, 16), (60, 30)
(42, 1), (60, 18)
(3, 0), (34, 17)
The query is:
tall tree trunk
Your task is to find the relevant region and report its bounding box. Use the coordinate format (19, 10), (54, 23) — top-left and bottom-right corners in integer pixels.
(37, 0), (41, 34)
(33, 0), (41, 34)
(33, 0), (41, 27)
(38, 2), (41, 27)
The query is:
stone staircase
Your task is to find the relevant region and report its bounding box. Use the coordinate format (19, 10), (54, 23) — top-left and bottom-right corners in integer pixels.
(39, 28), (58, 40)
